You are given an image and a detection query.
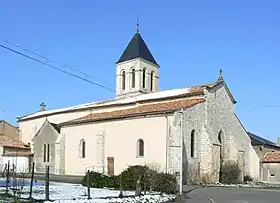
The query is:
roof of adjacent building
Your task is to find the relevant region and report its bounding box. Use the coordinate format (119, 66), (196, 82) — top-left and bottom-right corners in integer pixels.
(262, 152), (280, 163)
(0, 135), (29, 149)
(62, 97), (206, 126)
(116, 32), (158, 65)
(18, 78), (235, 122)
(247, 132), (280, 148)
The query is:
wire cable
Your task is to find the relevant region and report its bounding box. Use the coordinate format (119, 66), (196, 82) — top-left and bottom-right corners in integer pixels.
(0, 43), (114, 92)
(4, 40), (112, 87)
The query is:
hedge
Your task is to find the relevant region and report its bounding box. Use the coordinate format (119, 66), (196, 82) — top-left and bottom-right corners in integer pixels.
(82, 165), (177, 194)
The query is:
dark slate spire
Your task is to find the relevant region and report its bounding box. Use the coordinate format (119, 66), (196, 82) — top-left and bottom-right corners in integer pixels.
(116, 32), (158, 66)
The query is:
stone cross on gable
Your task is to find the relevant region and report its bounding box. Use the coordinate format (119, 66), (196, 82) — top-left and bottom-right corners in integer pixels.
(40, 102), (46, 111)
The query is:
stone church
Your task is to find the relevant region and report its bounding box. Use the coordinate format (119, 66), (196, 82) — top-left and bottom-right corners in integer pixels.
(17, 29), (260, 183)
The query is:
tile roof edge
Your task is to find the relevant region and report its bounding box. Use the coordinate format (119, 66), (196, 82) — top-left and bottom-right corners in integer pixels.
(61, 98), (206, 127)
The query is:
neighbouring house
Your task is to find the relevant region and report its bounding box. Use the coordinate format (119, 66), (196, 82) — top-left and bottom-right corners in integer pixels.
(248, 132), (280, 181)
(0, 120), (32, 172)
(17, 29), (260, 183)
(262, 152), (280, 182)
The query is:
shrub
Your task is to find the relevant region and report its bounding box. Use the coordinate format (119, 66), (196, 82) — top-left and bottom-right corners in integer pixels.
(120, 165), (150, 190)
(82, 165), (178, 194)
(152, 172), (177, 194)
(82, 171), (119, 189)
(220, 161), (242, 184)
(244, 175), (253, 182)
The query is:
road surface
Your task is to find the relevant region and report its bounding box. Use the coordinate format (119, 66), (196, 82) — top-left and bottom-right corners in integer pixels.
(180, 187), (280, 203)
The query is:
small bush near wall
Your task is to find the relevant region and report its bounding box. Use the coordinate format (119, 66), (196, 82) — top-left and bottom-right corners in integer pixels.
(82, 165), (177, 194)
(220, 161), (242, 184)
(244, 175), (253, 182)
(82, 172), (119, 189)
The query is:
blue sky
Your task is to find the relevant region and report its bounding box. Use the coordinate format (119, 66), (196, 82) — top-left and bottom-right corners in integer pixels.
(0, 1), (279, 141)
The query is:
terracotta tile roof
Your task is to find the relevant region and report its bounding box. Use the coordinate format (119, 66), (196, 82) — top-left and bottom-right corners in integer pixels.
(0, 135), (29, 149)
(63, 97), (205, 125)
(19, 85), (205, 121)
(262, 152), (280, 163)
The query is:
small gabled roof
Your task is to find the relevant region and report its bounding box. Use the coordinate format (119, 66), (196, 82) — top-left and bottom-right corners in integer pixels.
(32, 119), (60, 141)
(116, 32), (158, 66)
(247, 132), (280, 148)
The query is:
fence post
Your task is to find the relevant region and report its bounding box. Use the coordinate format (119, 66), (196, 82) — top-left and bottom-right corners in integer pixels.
(29, 162), (35, 199)
(118, 173), (123, 198)
(6, 160), (10, 194)
(45, 166), (50, 201)
(87, 170), (91, 199)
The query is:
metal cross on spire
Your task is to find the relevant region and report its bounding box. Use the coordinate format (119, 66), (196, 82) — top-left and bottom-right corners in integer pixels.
(40, 102), (46, 111)
(136, 18), (140, 33)
(218, 69), (224, 81)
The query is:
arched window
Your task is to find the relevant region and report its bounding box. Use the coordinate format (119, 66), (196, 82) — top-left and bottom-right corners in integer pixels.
(137, 139), (144, 157)
(191, 130), (195, 158)
(43, 143), (50, 162)
(150, 71), (154, 91)
(80, 139), (86, 158)
(142, 69), (146, 88)
(121, 71), (126, 90)
(131, 68), (135, 88)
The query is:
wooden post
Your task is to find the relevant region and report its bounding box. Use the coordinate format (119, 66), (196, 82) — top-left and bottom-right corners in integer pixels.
(29, 162), (35, 199)
(6, 160), (10, 194)
(45, 166), (50, 201)
(118, 173), (123, 198)
(12, 164), (16, 188)
(87, 170), (91, 199)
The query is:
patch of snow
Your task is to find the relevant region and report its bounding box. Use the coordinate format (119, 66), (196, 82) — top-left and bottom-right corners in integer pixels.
(0, 181), (175, 202)
(208, 181), (280, 188)
(44, 194), (176, 203)
(20, 87), (193, 120)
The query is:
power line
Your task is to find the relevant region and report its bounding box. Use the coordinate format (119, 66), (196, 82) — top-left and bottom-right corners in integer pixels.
(4, 40), (112, 87)
(0, 43), (114, 92)
(237, 104), (280, 110)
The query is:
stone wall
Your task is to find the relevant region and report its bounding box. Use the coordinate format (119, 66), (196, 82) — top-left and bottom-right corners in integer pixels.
(168, 102), (205, 184)
(33, 120), (59, 173)
(204, 83), (259, 182)
(96, 131), (105, 173)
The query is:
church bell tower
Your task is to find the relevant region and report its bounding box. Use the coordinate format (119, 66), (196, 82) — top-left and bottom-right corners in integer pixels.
(115, 22), (159, 98)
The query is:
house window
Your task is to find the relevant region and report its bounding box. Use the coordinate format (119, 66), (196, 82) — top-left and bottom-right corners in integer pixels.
(137, 139), (144, 157)
(43, 144), (50, 162)
(131, 68), (135, 88)
(121, 70), (126, 90)
(142, 69), (146, 88)
(150, 71), (154, 91)
(80, 139), (86, 158)
(191, 130), (195, 158)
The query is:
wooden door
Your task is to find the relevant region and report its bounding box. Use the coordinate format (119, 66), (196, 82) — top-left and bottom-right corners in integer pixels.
(107, 157), (114, 176)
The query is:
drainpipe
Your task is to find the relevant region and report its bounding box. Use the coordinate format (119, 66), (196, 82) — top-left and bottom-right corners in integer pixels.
(178, 109), (184, 196)
(165, 113), (168, 173)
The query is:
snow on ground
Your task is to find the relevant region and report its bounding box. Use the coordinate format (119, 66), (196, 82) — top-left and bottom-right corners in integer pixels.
(45, 194), (176, 203)
(0, 181), (176, 202)
(208, 181), (280, 188)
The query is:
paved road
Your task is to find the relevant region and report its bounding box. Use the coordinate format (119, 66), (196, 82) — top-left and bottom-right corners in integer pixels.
(180, 187), (280, 203)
